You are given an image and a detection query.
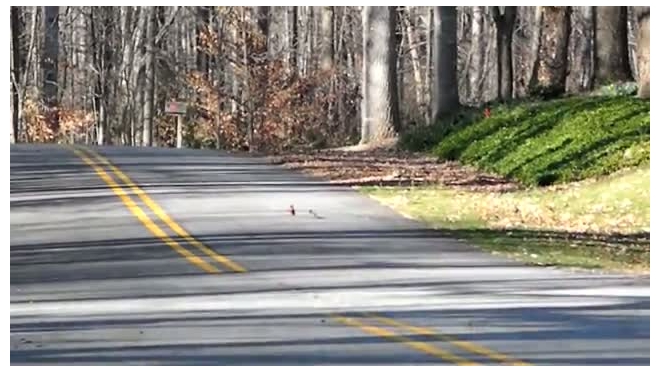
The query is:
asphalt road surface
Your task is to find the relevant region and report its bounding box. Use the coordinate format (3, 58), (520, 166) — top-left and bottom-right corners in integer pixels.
(10, 144), (650, 365)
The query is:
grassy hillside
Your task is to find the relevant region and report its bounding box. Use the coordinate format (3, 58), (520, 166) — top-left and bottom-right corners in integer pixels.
(364, 166), (650, 272)
(366, 95), (650, 273)
(401, 96), (650, 186)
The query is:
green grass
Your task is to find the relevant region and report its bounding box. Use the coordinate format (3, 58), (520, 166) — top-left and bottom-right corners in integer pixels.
(401, 96), (650, 186)
(362, 167), (650, 273)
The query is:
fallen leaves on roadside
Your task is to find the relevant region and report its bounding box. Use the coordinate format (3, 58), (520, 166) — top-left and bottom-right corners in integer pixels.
(269, 148), (520, 192)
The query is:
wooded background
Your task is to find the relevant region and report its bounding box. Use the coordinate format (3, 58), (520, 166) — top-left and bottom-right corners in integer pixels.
(9, 6), (650, 151)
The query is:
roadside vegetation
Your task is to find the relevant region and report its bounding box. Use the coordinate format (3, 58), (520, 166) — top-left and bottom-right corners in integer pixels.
(365, 95), (650, 273)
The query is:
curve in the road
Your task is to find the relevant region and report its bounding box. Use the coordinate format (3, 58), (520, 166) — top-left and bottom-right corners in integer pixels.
(64, 144), (534, 365)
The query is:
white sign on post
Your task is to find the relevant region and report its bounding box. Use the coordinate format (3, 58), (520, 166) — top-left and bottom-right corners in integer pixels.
(165, 101), (187, 115)
(165, 101), (187, 148)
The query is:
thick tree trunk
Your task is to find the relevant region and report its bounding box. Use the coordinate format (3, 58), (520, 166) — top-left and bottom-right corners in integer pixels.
(567, 6), (595, 93)
(432, 7), (459, 121)
(594, 6), (632, 85)
(320, 6), (334, 72)
(142, 7), (156, 147)
(635, 6), (650, 98)
(43, 6), (60, 137)
(529, 6), (571, 97)
(361, 6), (400, 144)
(468, 6), (485, 103)
(493, 6), (516, 101)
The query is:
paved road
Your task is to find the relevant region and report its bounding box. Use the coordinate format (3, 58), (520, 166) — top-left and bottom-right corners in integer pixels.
(10, 144), (650, 365)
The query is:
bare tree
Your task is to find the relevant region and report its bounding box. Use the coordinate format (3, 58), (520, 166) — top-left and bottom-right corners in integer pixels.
(361, 6), (400, 144)
(403, 7), (424, 109)
(42, 6), (60, 134)
(320, 6), (334, 72)
(142, 6), (156, 147)
(468, 6), (486, 103)
(196, 7), (210, 76)
(529, 6), (571, 97)
(594, 6), (632, 85)
(11, 7), (21, 142)
(567, 6), (595, 93)
(425, 7), (433, 120)
(257, 6), (270, 57)
(492, 6), (516, 101)
(286, 6), (298, 75)
(432, 6), (459, 121)
(635, 6), (649, 98)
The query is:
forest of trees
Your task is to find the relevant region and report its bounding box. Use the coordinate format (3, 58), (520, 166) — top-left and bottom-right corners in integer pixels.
(9, 6), (650, 150)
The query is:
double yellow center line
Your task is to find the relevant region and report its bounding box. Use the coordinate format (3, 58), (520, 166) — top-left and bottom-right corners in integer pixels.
(68, 145), (246, 274)
(332, 312), (530, 366)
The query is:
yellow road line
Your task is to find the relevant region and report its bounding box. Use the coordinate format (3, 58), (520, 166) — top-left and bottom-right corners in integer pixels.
(69, 147), (220, 274)
(77, 146), (247, 273)
(366, 313), (531, 366)
(330, 314), (479, 365)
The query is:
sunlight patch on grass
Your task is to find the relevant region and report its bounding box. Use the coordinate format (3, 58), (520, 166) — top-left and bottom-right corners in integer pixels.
(362, 167), (650, 273)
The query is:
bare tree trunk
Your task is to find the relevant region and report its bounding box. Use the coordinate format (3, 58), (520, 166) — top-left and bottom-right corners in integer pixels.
(468, 6), (485, 103)
(635, 6), (650, 98)
(215, 12), (225, 149)
(95, 7), (113, 145)
(347, 8), (357, 77)
(257, 6), (270, 59)
(288, 6), (298, 76)
(119, 6), (133, 144)
(231, 21), (239, 115)
(529, 6), (571, 97)
(196, 6), (210, 76)
(432, 6), (460, 121)
(74, 7), (90, 112)
(142, 6), (156, 147)
(31, 8), (41, 99)
(425, 7), (433, 121)
(361, 7), (370, 143)
(396, 9), (405, 117)
(493, 6), (516, 101)
(43, 6), (60, 137)
(134, 71), (144, 145)
(567, 6), (595, 93)
(11, 7), (21, 143)
(304, 7), (315, 76)
(320, 6), (334, 72)
(403, 7), (424, 109)
(594, 6), (632, 85)
(242, 8), (253, 150)
(361, 6), (400, 144)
